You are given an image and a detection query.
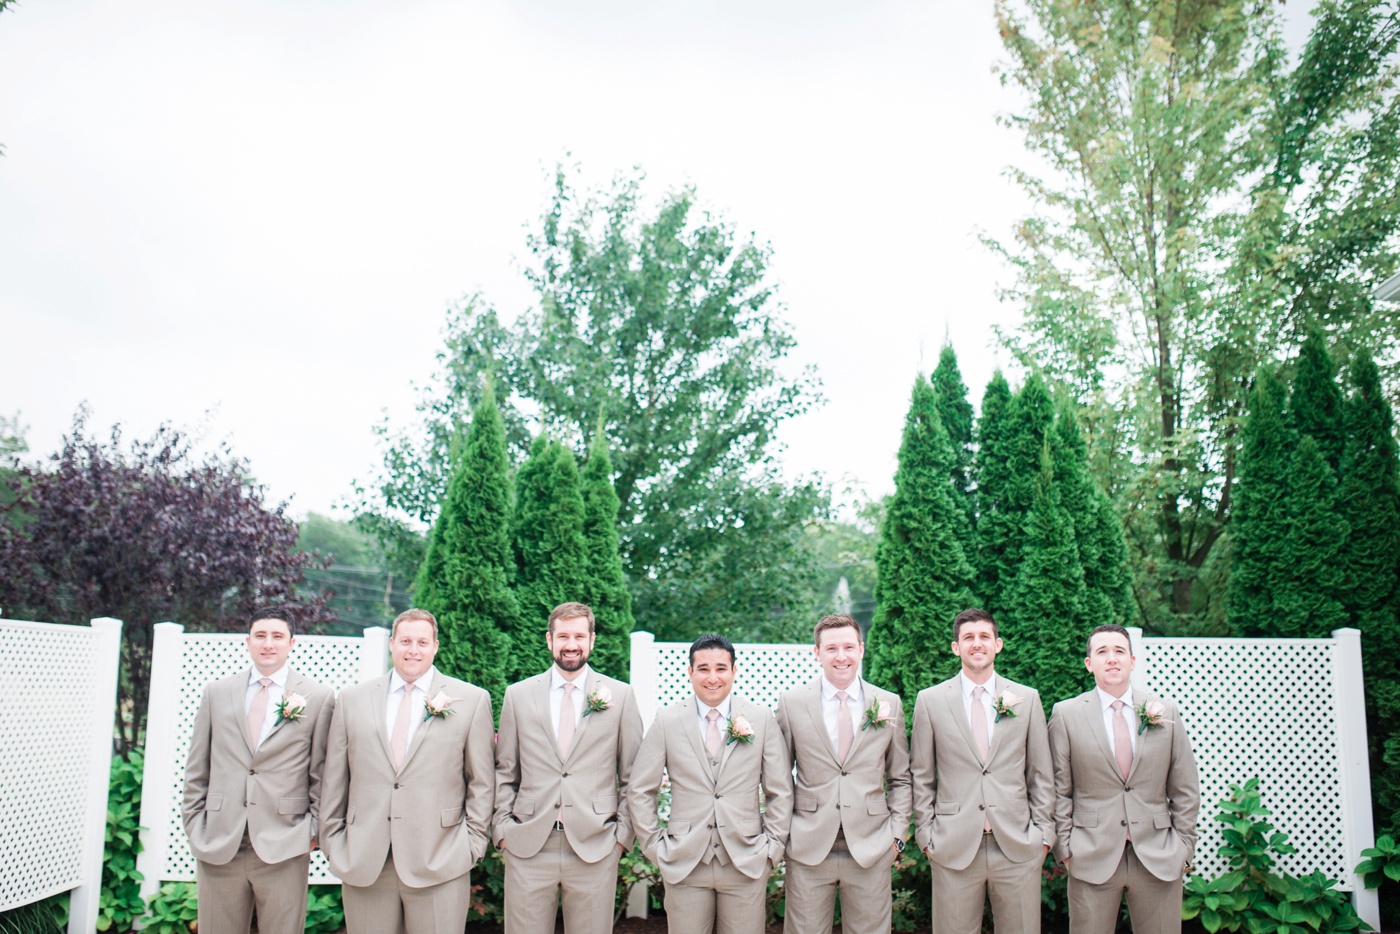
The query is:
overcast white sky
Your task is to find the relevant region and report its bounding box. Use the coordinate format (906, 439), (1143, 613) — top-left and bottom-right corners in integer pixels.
(0, 0), (1320, 522)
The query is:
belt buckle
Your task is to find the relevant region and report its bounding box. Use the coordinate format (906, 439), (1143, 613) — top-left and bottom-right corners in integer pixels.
(553, 820), (564, 831)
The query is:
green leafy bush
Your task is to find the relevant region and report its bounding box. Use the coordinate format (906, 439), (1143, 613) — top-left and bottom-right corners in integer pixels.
(0, 894), (67, 934)
(98, 751), (145, 932)
(304, 884), (344, 934)
(142, 882), (196, 934)
(1357, 834), (1400, 890)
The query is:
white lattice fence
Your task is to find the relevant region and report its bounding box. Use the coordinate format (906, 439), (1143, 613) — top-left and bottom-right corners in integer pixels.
(0, 617), (122, 934)
(135, 622), (389, 904)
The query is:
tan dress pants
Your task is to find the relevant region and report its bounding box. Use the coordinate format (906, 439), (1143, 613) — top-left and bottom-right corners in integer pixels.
(928, 832), (1041, 934)
(503, 828), (622, 934)
(1068, 843), (1182, 934)
(194, 842), (310, 934)
(341, 850), (471, 934)
(783, 836), (894, 934)
(664, 857), (770, 934)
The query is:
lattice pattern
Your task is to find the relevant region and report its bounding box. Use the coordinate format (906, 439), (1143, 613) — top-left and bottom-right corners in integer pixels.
(0, 620), (104, 911)
(156, 634), (371, 883)
(1142, 638), (1347, 884)
(648, 641), (822, 713)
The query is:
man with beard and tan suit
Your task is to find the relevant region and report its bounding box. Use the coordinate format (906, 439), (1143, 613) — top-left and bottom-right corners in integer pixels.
(629, 633), (793, 934)
(182, 610), (335, 934)
(493, 602), (643, 934)
(321, 608), (495, 934)
(1048, 624), (1199, 934)
(911, 608), (1054, 934)
(776, 614), (911, 934)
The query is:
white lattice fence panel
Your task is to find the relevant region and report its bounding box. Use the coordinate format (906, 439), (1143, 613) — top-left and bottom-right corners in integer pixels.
(1141, 637), (1347, 884)
(631, 635), (821, 728)
(148, 632), (379, 884)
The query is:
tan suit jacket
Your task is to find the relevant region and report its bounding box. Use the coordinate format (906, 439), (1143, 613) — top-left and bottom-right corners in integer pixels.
(492, 667), (643, 862)
(320, 669), (494, 888)
(1048, 690), (1199, 885)
(628, 695), (793, 885)
(776, 678), (911, 869)
(182, 668), (334, 866)
(911, 674), (1054, 869)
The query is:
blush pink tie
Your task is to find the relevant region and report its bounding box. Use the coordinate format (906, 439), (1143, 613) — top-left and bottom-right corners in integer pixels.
(247, 677), (272, 751)
(391, 684), (415, 772)
(835, 691), (853, 763)
(705, 708), (722, 759)
(971, 686), (991, 831)
(558, 683), (577, 760)
(1112, 700), (1133, 781)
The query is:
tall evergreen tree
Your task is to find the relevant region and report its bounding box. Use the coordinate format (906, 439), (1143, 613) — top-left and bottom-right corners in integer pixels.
(867, 376), (975, 708)
(1290, 326), (1346, 476)
(989, 374), (1055, 620)
(973, 372), (1015, 612)
(512, 436), (590, 680)
(1000, 444), (1088, 706)
(414, 383), (519, 715)
(1227, 370), (1293, 636)
(580, 429), (634, 680)
(1271, 435), (1349, 639)
(933, 343), (976, 534)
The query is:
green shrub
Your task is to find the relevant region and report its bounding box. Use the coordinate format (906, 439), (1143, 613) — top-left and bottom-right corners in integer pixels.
(0, 894), (67, 934)
(304, 884), (344, 934)
(98, 751), (145, 932)
(143, 882), (197, 934)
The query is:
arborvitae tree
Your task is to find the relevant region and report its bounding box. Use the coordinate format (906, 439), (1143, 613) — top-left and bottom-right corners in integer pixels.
(973, 372), (1015, 612)
(1227, 370), (1293, 636)
(580, 429), (634, 680)
(1270, 435), (1349, 639)
(1052, 403), (1135, 625)
(988, 374), (1055, 617)
(932, 343), (976, 534)
(1000, 444), (1088, 706)
(512, 437), (590, 680)
(1290, 326), (1346, 476)
(867, 376), (976, 708)
(414, 383), (520, 715)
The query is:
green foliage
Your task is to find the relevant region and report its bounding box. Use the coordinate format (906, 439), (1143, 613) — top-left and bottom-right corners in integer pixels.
(1228, 371), (1294, 636)
(0, 895), (66, 934)
(304, 885), (345, 934)
(1272, 436), (1349, 638)
(142, 883), (197, 934)
(974, 371), (1016, 612)
(1357, 834), (1400, 889)
(986, 374), (1055, 618)
(616, 843), (664, 923)
(579, 431), (634, 679)
(932, 344), (976, 534)
(890, 841), (931, 931)
(1289, 328), (1346, 475)
(1182, 777), (1366, 933)
(99, 751), (145, 932)
(415, 383), (520, 716)
(867, 376), (975, 709)
(467, 846), (506, 926)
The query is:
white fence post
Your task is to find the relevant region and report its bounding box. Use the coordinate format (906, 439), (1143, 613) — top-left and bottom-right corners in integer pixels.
(360, 626), (390, 679)
(1333, 627), (1379, 929)
(630, 631), (659, 733)
(135, 622), (185, 915)
(68, 617), (123, 934)
(1127, 626), (1149, 696)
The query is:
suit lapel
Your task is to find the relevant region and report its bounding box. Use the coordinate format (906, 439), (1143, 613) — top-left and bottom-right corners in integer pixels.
(260, 669), (302, 747)
(717, 698), (746, 775)
(1125, 694), (1152, 783)
(683, 698), (718, 782)
(563, 671), (598, 766)
(987, 675), (1006, 763)
(844, 680), (872, 762)
(231, 670), (257, 756)
(1081, 691), (1122, 781)
(944, 679), (981, 765)
(400, 671), (444, 771)
(805, 679), (840, 764)
(373, 674), (395, 765)
(532, 672), (561, 764)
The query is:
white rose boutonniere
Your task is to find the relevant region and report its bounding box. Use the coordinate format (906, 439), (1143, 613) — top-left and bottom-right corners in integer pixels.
(275, 692), (308, 725)
(583, 686), (613, 716)
(993, 691), (1022, 723)
(1135, 700), (1169, 734)
(724, 715), (755, 745)
(862, 697), (893, 731)
(423, 691), (457, 721)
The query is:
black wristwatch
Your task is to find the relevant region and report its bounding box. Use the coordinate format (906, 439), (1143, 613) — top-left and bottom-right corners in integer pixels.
(894, 839), (906, 853)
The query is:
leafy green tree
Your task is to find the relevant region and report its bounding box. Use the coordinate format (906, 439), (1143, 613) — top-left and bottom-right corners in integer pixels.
(1289, 326), (1346, 476)
(973, 372), (1015, 610)
(867, 376), (975, 707)
(1227, 371), (1293, 636)
(983, 373), (1055, 618)
(579, 430), (634, 679)
(414, 384), (520, 714)
(1270, 435), (1349, 639)
(932, 344), (976, 533)
(991, 0), (1400, 629)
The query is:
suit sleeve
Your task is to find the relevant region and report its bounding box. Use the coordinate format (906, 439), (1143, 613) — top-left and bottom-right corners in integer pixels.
(760, 709), (794, 863)
(1165, 701), (1200, 866)
(1025, 689), (1055, 850)
(463, 688), (496, 866)
(307, 685), (335, 845)
(319, 694), (352, 868)
(910, 693), (937, 852)
(627, 711), (666, 861)
(884, 695), (913, 843)
(180, 684), (215, 829)
(613, 685), (644, 849)
(491, 687), (521, 846)
(1047, 703), (1074, 864)
(775, 695), (798, 765)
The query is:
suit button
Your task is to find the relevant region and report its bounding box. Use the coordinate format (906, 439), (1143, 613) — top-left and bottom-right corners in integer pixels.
(715, 794), (722, 799)
(563, 773), (570, 778)
(1121, 820), (1128, 826)
(979, 805), (986, 811)
(248, 769), (256, 775)
(1125, 787), (1132, 792)
(841, 771), (849, 776)
(393, 783), (400, 789)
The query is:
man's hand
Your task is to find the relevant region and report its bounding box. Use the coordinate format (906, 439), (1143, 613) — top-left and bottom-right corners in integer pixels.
(619, 842), (628, 854)
(309, 838), (318, 852)
(1042, 843), (1049, 857)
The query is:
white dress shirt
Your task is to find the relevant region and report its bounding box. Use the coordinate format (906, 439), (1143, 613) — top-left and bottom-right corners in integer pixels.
(820, 676), (864, 752)
(960, 671), (997, 743)
(1097, 687), (1138, 757)
(695, 695), (733, 744)
(386, 666), (436, 748)
(549, 664), (590, 741)
(245, 665), (289, 746)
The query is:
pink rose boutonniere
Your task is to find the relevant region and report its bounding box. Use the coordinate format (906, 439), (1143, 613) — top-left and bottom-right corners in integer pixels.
(725, 714), (755, 745)
(275, 692), (308, 725)
(993, 691), (1022, 723)
(862, 697), (893, 731)
(423, 691), (457, 721)
(583, 686), (613, 716)
(1135, 700), (1169, 734)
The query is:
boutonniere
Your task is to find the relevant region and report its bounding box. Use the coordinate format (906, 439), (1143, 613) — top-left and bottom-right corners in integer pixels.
(423, 690), (457, 721)
(275, 692), (308, 725)
(993, 691), (1022, 723)
(583, 685), (613, 716)
(724, 714), (755, 745)
(1135, 700), (1168, 734)
(861, 696), (893, 730)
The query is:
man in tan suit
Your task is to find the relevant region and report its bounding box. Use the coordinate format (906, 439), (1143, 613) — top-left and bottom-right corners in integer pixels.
(182, 611), (335, 934)
(1048, 624), (1199, 934)
(493, 602), (643, 934)
(321, 608), (495, 934)
(911, 608), (1054, 934)
(629, 633), (793, 934)
(776, 614), (911, 934)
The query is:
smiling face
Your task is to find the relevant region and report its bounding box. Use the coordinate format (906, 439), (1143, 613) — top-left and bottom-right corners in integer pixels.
(815, 624), (863, 690)
(688, 647), (737, 708)
(951, 619), (1002, 681)
(547, 615), (594, 676)
(390, 618), (439, 682)
(1085, 630), (1135, 696)
(246, 617), (294, 676)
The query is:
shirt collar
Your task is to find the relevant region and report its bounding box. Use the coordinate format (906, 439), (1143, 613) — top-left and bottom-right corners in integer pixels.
(390, 666), (436, 695)
(1097, 686), (1133, 711)
(249, 665), (289, 688)
(960, 671), (996, 699)
(820, 676), (862, 703)
(551, 664), (591, 692)
(696, 695), (732, 721)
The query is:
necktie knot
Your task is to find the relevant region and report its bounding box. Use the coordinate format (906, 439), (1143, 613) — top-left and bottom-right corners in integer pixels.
(1112, 699), (1124, 713)
(973, 685), (984, 702)
(707, 708), (721, 722)
(835, 690), (849, 704)
(563, 682), (575, 696)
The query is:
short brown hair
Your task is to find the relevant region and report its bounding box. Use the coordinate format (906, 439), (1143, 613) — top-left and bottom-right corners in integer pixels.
(1086, 624), (1132, 657)
(248, 610), (294, 636)
(952, 607), (998, 641)
(548, 602), (595, 634)
(392, 608), (438, 639)
(813, 614), (862, 647)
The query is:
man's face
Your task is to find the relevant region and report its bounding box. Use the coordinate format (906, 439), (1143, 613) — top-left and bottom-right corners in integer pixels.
(546, 615), (594, 673)
(247, 618), (294, 675)
(1085, 631), (1135, 694)
(814, 625), (863, 688)
(391, 619), (439, 682)
(689, 647), (737, 708)
(951, 619), (1001, 676)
